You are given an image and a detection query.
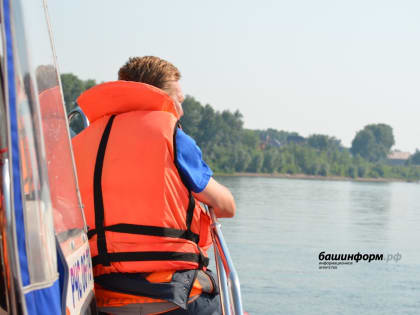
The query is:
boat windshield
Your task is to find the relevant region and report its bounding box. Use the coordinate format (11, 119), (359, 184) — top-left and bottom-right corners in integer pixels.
(14, 0), (87, 272)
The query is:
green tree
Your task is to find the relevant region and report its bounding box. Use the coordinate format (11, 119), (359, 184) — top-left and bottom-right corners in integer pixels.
(60, 73), (97, 112)
(262, 149), (278, 173)
(350, 124), (395, 162)
(318, 163), (329, 176)
(347, 165), (357, 178)
(247, 152), (264, 173)
(180, 96), (202, 137)
(307, 134), (341, 151)
(241, 130), (260, 149)
(84, 79), (96, 90)
(234, 147), (252, 172)
(409, 150), (420, 165)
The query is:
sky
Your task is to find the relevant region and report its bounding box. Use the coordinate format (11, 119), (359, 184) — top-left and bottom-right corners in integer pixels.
(47, 0), (420, 152)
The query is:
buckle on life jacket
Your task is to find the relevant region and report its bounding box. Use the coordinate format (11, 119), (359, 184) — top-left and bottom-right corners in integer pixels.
(198, 252), (209, 269)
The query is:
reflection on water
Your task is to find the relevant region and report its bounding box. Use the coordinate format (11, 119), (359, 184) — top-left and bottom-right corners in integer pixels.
(215, 176), (420, 315)
(349, 183), (391, 244)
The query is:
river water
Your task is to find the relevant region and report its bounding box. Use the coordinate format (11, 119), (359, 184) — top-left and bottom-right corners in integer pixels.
(214, 176), (420, 315)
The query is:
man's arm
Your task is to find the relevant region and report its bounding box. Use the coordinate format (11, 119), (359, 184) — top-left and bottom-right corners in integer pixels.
(193, 177), (236, 218)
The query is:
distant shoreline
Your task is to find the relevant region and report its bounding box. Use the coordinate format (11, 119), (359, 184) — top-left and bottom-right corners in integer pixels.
(214, 172), (415, 183)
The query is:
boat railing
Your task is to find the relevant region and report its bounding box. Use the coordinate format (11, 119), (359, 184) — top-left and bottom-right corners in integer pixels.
(68, 106), (90, 136)
(206, 205), (244, 315)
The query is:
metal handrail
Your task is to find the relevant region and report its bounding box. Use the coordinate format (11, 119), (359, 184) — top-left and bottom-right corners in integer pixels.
(68, 106), (89, 137)
(206, 205), (244, 315)
(68, 106), (90, 128)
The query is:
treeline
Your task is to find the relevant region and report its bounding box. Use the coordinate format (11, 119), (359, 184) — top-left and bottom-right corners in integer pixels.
(180, 96), (420, 181)
(61, 73), (420, 181)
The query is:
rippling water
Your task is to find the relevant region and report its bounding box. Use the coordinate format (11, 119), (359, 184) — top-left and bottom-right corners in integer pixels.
(213, 176), (420, 315)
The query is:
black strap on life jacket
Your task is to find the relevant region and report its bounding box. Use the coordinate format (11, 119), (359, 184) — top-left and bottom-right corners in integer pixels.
(91, 115), (208, 268)
(92, 251), (208, 268)
(93, 115), (116, 266)
(87, 223), (199, 243)
(173, 121), (195, 234)
(173, 121), (207, 268)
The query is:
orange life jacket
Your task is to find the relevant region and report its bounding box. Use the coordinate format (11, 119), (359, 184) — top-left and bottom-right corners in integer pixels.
(72, 81), (212, 278)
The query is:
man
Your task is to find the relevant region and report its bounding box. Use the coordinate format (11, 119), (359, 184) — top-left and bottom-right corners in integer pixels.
(72, 56), (235, 314)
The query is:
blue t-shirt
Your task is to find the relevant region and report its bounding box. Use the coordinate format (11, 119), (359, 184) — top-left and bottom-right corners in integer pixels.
(175, 128), (213, 193)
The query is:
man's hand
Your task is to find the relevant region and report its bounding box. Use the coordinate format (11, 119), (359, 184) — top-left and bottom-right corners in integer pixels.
(194, 177), (236, 218)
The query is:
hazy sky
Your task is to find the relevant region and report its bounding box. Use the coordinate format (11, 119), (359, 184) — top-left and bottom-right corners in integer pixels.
(47, 0), (420, 152)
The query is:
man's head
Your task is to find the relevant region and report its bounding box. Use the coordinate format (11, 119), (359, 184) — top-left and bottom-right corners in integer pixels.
(118, 56), (184, 116)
